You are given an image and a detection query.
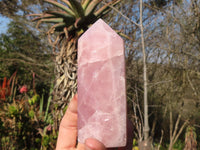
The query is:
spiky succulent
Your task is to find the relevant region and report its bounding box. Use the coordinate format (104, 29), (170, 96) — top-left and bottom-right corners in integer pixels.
(30, 0), (121, 44)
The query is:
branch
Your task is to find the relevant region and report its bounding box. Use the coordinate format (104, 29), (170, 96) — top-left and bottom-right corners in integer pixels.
(102, 1), (140, 27)
(157, 130), (164, 150)
(186, 72), (200, 100)
(0, 58), (52, 68)
(148, 80), (173, 88)
(172, 114), (181, 139)
(173, 120), (188, 145)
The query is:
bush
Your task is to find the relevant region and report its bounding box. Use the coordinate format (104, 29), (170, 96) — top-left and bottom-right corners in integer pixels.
(0, 73), (57, 149)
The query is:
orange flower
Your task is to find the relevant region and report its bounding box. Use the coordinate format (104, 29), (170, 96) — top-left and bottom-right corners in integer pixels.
(20, 85), (28, 93)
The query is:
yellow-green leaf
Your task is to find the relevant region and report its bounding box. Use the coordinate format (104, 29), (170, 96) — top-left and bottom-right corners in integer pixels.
(31, 14), (55, 21)
(46, 11), (75, 21)
(36, 18), (64, 28)
(61, 0), (73, 9)
(68, 0), (84, 18)
(44, 0), (75, 17)
(40, 18), (64, 23)
(85, 0), (102, 16)
(82, 0), (92, 10)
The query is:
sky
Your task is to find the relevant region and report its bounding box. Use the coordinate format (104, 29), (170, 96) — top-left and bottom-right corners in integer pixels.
(0, 15), (11, 34)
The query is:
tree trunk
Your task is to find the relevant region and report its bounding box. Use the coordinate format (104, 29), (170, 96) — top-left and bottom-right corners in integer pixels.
(140, 0), (150, 141)
(53, 37), (78, 126)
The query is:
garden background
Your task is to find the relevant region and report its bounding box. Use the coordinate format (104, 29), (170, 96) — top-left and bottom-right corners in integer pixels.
(0, 0), (200, 149)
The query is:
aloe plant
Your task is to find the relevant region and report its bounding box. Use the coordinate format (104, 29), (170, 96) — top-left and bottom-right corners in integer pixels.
(30, 0), (120, 35)
(0, 71), (17, 101)
(30, 0), (121, 123)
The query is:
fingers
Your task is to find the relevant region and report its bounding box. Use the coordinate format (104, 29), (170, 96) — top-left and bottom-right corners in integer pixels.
(85, 138), (106, 150)
(56, 94), (116, 150)
(56, 95), (78, 150)
(76, 143), (85, 150)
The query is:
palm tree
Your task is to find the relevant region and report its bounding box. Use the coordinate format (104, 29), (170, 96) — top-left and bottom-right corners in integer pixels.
(30, 0), (121, 121)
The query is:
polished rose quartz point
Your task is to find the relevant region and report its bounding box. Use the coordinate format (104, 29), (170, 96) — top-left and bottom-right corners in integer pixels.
(77, 19), (127, 148)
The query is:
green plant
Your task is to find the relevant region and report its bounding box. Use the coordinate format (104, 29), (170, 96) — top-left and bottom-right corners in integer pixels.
(0, 74), (57, 149)
(184, 126), (197, 150)
(0, 71), (17, 101)
(173, 140), (184, 150)
(132, 138), (139, 150)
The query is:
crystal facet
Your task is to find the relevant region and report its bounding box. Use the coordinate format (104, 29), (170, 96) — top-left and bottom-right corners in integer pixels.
(77, 19), (127, 148)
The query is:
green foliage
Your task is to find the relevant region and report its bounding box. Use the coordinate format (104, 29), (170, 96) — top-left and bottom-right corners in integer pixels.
(28, 94), (40, 105)
(42, 135), (51, 147)
(0, 21), (54, 82)
(8, 105), (18, 116)
(162, 140), (185, 150)
(184, 126), (197, 149)
(0, 74), (57, 149)
(172, 140), (185, 150)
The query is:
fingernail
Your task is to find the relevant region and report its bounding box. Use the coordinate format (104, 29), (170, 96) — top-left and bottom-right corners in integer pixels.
(85, 145), (92, 150)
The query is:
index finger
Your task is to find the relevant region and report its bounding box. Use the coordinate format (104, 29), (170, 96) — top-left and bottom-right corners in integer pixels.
(56, 94), (78, 150)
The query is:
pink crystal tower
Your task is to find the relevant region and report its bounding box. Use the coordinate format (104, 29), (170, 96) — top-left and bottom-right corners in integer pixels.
(78, 19), (127, 147)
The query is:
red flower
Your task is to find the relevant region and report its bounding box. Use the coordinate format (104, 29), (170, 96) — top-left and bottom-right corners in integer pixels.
(20, 85), (28, 93)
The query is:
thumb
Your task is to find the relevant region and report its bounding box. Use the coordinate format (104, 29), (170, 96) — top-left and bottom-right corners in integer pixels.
(85, 138), (106, 150)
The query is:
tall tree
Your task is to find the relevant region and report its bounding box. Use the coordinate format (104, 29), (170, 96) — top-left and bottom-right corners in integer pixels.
(140, 0), (150, 143)
(0, 21), (54, 82)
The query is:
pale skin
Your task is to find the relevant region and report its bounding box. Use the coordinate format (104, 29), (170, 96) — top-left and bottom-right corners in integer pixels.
(56, 94), (106, 150)
(56, 94), (130, 150)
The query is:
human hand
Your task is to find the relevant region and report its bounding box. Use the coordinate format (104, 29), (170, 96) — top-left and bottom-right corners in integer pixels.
(56, 94), (107, 150)
(56, 94), (133, 150)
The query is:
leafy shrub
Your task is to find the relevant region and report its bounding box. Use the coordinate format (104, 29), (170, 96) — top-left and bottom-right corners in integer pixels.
(0, 73), (57, 149)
